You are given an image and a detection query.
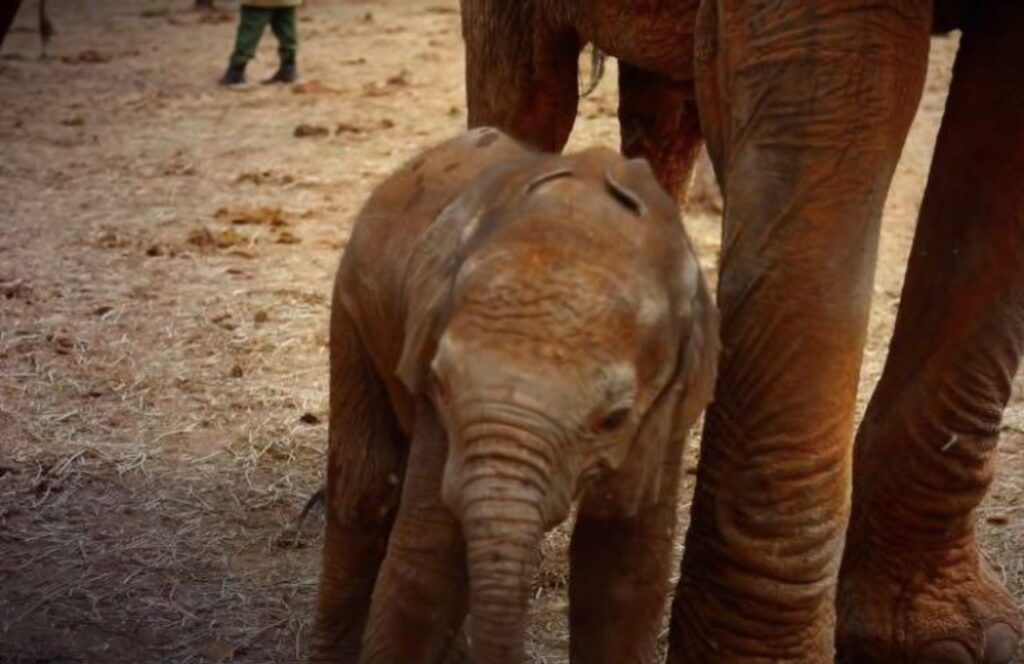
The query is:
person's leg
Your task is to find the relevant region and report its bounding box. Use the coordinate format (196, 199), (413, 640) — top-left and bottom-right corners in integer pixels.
(269, 8), (297, 66)
(221, 5), (271, 83)
(262, 7), (298, 83)
(230, 6), (272, 67)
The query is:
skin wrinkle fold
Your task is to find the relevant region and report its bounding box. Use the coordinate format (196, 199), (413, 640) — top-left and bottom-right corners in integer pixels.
(383, 537), (466, 586)
(460, 438), (556, 478)
(715, 195), (885, 347)
(699, 599), (831, 648)
(864, 329), (1015, 532)
(704, 334), (856, 459)
(458, 443), (565, 485)
(705, 577), (828, 625)
(458, 468), (552, 503)
(463, 496), (545, 661)
(453, 398), (575, 445)
(709, 524), (841, 590)
(457, 468), (560, 513)
(711, 493), (842, 574)
(676, 588), (818, 658)
(458, 412), (566, 448)
(704, 413), (847, 481)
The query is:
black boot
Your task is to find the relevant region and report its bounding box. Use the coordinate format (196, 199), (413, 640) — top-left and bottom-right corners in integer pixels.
(262, 62), (297, 84)
(219, 63), (246, 86)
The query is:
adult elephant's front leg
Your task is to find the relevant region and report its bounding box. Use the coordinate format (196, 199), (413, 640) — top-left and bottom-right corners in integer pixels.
(839, 4), (1024, 662)
(668, 1), (931, 662)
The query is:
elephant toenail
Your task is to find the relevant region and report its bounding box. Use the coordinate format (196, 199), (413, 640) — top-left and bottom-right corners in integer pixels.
(919, 639), (974, 664)
(983, 623), (1020, 664)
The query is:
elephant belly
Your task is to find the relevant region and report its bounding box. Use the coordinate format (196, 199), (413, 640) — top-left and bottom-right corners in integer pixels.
(575, 0), (700, 80)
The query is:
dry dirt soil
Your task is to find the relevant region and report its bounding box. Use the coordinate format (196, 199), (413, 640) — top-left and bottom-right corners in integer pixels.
(1, 1), (1021, 662)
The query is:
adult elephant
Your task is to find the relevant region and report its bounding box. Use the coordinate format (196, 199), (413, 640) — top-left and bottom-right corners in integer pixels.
(462, 1), (1024, 663)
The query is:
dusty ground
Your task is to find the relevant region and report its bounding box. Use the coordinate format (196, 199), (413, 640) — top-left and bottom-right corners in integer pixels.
(0, 1), (1021, 662)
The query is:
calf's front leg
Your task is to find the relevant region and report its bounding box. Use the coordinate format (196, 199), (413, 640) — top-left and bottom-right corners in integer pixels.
(569, 448), (683, 664)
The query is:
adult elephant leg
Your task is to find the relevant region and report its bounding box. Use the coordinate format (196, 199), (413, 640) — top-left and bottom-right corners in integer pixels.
(569, 449), (683, 664)
(838, 5), (1024, 663)
(311, 306), (407, 663)
(618, 63), (703, 202)
(462, 1), (580, 152)
(361, 406), (468, 664)
(667, 1), (931, 662)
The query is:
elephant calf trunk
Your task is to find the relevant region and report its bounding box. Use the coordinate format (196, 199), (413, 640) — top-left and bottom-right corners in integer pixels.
(460, 486), (546, 664)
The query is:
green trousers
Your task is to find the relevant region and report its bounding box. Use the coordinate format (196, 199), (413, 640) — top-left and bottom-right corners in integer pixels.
(228, 6), (297, 68)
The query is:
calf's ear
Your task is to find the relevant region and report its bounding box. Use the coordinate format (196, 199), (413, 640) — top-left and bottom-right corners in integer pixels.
(396, 151), (547, 394)
(603, 157), (680, 223)
(675, 269), (719, 434)
(395, 195), (479, 395)
(581, 251), (719, 519)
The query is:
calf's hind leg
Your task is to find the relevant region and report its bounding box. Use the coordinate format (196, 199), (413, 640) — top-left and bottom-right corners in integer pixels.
(311, 304), (407, 663)
(838, 4), (1024, 662)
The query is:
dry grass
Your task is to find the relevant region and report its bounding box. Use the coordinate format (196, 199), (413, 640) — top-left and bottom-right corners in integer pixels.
(0, 2), (1021, 663)
(0, 228), (328, 661)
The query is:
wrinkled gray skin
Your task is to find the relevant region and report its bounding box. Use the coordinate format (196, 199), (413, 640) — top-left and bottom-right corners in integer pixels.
(311, 128), (718, 663)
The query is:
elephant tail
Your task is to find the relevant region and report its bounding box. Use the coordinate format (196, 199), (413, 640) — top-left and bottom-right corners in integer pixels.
(276, 486), (326, 548)
(580, 45), (606, 98)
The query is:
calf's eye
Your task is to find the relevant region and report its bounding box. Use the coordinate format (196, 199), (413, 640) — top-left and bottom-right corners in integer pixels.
(597, 406), (631, 433)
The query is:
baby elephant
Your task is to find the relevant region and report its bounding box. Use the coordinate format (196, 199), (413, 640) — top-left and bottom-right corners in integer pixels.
(312, 128), (718, 664)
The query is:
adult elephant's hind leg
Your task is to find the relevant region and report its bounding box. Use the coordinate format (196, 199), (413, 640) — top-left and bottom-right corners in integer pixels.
(462, 1), (580, 152)
(617, 63), (703, 201)
(838, 5), (1024, 662)
(667, 0), (931, 662)
(311, 305), (406, 663)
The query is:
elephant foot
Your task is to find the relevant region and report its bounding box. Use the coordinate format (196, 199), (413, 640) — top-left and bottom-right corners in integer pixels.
(837, 540), (1021, 663)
